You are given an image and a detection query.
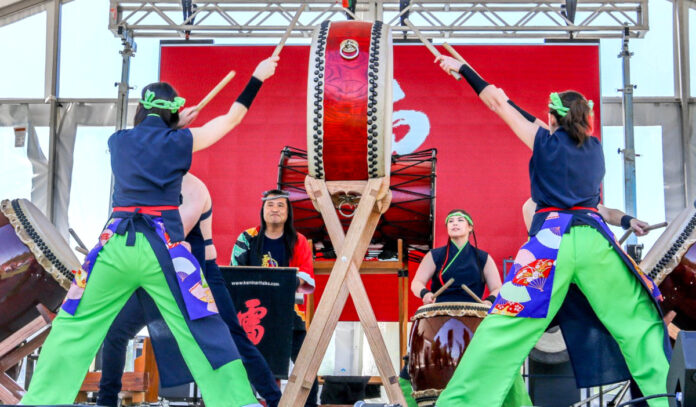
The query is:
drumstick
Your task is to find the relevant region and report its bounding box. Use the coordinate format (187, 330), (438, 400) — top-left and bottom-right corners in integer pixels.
(460, 283), (485, 304)
(272, 4), (306, 57)
(194, 70), (237, 112)
(618, 221), (669, 245)
(431, 278), (454, 301)
(442, 42), (481, 77)
(403, 19), (462, 80)
(75, 246), (88, 255)
(69, 227), (87, 251)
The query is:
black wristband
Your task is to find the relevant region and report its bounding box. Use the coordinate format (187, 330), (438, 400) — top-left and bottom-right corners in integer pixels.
(484, 295), (496, 303)
(621, 215), (634, 230)
(235, 76), (263, 109)
(419, 288), (431, 299)
(458, 64), (489, 95)
(507, 100), (537, 123)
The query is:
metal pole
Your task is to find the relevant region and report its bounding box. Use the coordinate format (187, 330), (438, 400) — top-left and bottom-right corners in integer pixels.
(619, 24), (638, 248)
(45, 0), (61, 222)
(116, 27), (136, 131)
(674, 0), (691, 206)
(109, 27), (136, 210)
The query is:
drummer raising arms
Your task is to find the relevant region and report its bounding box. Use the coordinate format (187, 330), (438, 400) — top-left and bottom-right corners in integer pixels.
(432, 54), (670, 407)
(403, 209), (531, 407)
(21, 56), (279, 407)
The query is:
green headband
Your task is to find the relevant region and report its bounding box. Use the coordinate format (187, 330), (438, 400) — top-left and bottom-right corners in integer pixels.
(549, 92), (594, 117)
(548, 92), (569, 117)
(445, 211), (473, 227)
(140, 90), (186, 113)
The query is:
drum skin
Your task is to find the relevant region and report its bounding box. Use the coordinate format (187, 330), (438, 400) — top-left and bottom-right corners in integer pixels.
(407, 302), (488, 404)
(0, 199), (78, 342)
(307, 20), (392, 180)
(278, 147), (435, 250)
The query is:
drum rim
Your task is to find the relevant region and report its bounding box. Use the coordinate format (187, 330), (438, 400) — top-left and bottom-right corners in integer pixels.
(642, 207), (696, 286)
(1, 199), (74, 291)
(412, 301), (489, 320)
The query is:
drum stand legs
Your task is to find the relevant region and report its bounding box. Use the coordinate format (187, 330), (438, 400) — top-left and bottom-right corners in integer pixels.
(279, 177), (406, 407)
(0, 304), (54, 403)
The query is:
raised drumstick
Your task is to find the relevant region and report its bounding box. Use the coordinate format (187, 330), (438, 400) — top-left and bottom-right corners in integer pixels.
(431, 278), (454, 301)
(618, 221), (668, 245)
(443, 42), (481, 77)
(272, 4), (307, 57)
(403, 19), (462, 80)
(461, 283), (485, 304)
(195, 70), (236, 112)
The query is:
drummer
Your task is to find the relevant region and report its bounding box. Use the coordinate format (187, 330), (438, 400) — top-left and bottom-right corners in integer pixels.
(433, 54), (670, 407)
(21, 56), (279, 406)
(402, 209), (531, 407)
(411, 209), (499, 306)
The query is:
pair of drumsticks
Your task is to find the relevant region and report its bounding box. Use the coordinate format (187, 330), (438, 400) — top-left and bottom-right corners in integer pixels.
(192, 4), (306, 112)
(431, 277), (488, 304)
(403, 19), (476, 81)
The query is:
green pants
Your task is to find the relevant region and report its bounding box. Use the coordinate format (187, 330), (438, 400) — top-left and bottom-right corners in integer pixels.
(22, 232), (258, 407)
(437, 226), (670, 407)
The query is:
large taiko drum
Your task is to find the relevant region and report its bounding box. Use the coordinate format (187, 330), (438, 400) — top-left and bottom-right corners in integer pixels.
(307, 20), (393, 180)
(640, 205), (696, 331)
(407, 302), (489, 407)
(278, 146), (435, 251)
(0, 199), (78, 341)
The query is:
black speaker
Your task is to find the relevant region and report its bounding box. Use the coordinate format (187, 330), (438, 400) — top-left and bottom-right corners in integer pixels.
(668, 331), (696, 407)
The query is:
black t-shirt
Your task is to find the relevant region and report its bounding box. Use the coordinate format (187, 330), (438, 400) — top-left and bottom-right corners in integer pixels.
(261, 235), (287, 267)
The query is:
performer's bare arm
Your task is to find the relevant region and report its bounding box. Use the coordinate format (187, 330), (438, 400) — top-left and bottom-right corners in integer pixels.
(522, 197), (536, 231)
(482, 255), (501, 303)
(597, 204), (649, 236)
(189, 56), (279, 152)
(411, 251), (437, 304)
(435, 55), (545, 150)
(180, 174), (208, 235)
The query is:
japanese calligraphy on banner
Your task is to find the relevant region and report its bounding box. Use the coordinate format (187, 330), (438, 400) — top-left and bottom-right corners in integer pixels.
(220, 266), (297, 378)
(161, 44), (600, 321)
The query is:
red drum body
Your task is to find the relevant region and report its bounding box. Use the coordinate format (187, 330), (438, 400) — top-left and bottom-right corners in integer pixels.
(641, 206), (696, 331)
(307, 20), (393, 180)
(278, 147), (435, 251)
(407, 302), (489, 406)
(0, 199), (78, 341)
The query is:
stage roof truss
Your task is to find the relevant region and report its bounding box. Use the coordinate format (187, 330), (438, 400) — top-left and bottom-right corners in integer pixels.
(108, 0), (648, 40)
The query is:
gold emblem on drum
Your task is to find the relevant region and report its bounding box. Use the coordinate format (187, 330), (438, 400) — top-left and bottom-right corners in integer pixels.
(339, 39), (359, 60)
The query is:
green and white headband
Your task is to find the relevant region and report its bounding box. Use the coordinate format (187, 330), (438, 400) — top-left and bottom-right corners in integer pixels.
(140, 89), (186, 113)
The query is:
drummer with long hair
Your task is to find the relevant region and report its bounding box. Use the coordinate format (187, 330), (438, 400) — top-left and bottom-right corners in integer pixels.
(432, 55), (670, 406)
(402, 209), (531, 407)
(22, 56), (279, 407)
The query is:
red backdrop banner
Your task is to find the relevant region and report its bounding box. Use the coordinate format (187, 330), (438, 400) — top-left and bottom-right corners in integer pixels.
(160, 43), (600, 321)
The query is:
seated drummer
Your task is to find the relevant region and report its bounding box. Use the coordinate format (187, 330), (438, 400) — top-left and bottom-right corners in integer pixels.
(411, 209), (499, 306)
(402, 209), (531, 407)
(230, 189), (319, 407)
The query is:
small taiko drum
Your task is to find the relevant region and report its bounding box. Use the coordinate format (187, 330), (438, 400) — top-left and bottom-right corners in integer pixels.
(408, 302), (489, 407)
(278, 146), (436, 250)
(640, 205), (696, 331)
(306, 20), (393, 180)
(0, 199), (78, 341)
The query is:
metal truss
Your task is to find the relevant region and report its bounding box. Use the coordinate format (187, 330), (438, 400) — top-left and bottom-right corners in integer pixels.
(109, 0), (648, 40)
